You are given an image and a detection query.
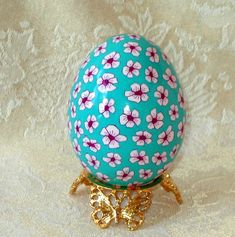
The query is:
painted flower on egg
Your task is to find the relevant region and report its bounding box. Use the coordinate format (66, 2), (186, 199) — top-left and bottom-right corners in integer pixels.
(68, 34), (186, 188)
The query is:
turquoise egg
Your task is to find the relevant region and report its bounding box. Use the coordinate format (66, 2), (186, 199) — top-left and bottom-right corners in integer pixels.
(68, 34), (185, 189)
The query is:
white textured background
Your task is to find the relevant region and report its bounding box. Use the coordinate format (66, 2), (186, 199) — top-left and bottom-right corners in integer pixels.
(0, 1), (235, 236)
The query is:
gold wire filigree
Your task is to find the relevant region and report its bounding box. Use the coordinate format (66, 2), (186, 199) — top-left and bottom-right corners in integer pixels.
(89, 185), (152, 230)
(69, 171), (182, 230)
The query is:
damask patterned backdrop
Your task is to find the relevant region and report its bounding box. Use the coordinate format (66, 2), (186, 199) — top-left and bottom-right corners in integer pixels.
(0, 1), (235, 236)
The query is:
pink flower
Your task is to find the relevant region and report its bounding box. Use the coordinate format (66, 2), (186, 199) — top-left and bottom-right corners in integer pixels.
(146, 109), (164, 129)
(178, 88), (185, 108)
(163, 68), (177, 88)
(139, 169), (153, 180)
(154, 86), (168, 106)
(94, 42), (107, 56)
(74, 74), (78, 82)
(116, 167), (134, 181)
(74, 120), (84, 137)
(85, 115), (98, 133)
(83, 137), (101, 152)
(100, 125), (127, 148)
(102, 52), (120, 69)
(73, 138), (81, 154)
(85, 154), (100, 170)
(147, 39), (155, 44)
(71, 102), (76, 118)
(146, 47), (159, 62)
(129, 150), (149, 165)
(157, 163), (172, 176)
(78, 90), (95, 110)
(127, 182), (142, 190)
(163, 53), (170, 64)
(157, 126), (174, 146)
(99, 98), (115, 118)
(145, 66), (158, 83)
(125, 83), (149, 103)
(83, 65), (98, 83)
(103, 153), (122, 167)
(113, 35), (124, 43)
(170, 145), (179, 158)
(73, 82), (81, 98)
(129, 34), (140, 40)
(97, 73), (117, 92)
(169, 105), (179, 121)
(120, 105), (140, 127)
(67, 118), (72, 134)
(123, 60), (141, 78)
(96, 172), (110, 182)
(124, 42), (142, 56)
(177, 120), (185, 138)
(133, 131), (152, 146)
(81, 161), (91, 173)
(152, 152), (167, 165)
(81, 56), (90, 68)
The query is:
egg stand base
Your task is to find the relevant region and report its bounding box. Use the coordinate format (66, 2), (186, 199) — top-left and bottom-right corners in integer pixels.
(69, 170), (182, 231)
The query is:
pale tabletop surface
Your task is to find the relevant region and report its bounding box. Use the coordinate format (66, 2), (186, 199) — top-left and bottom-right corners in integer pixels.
(0, 1), (235, 236)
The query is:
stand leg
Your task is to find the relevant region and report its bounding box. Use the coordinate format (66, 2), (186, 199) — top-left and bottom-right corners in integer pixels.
(69, 170), (90, 195)
(160, 173), (183, 204)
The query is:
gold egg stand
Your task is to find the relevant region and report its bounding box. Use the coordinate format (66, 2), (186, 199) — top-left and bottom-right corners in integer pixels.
(69, 170), (182, 231)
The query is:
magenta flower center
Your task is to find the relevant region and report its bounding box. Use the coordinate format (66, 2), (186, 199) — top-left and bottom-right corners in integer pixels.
(139, 135), (146, 140)
(75, 125), (80, 132)
(181, 96), (184, 104)
(181, 126), (184, 133)
(110, 157), (116, 162)
(160, 93), (165, 99)
(87, 142), (95, 148)
(149, 71), (153, 77)
(102, 79), (109, 86)
(88, 120), (93, 127)
(162, 134), (168, 141)
(127, 114), (134, 121)
(130, 45), (135, 50)
(107, 58), (114, 64)
(108, 134), (115, 141)
(129, 65), (135, 72)
(152, 117), (158, 124)
(104, 105), (110, 111)
(82, 97), (88, 103)
(169, 75), (174, 82)
(134, 89), (143, 96)
(137, 155), (143, 160)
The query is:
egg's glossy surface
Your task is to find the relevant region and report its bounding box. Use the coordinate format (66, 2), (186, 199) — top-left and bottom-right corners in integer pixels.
(68, 34), (185, 189)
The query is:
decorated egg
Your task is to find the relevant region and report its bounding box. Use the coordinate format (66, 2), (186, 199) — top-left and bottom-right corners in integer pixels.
(68, 34), (185, 189)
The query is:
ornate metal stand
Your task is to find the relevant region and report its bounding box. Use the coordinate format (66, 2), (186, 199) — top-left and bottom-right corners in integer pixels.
(69, 170), (182, 231)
